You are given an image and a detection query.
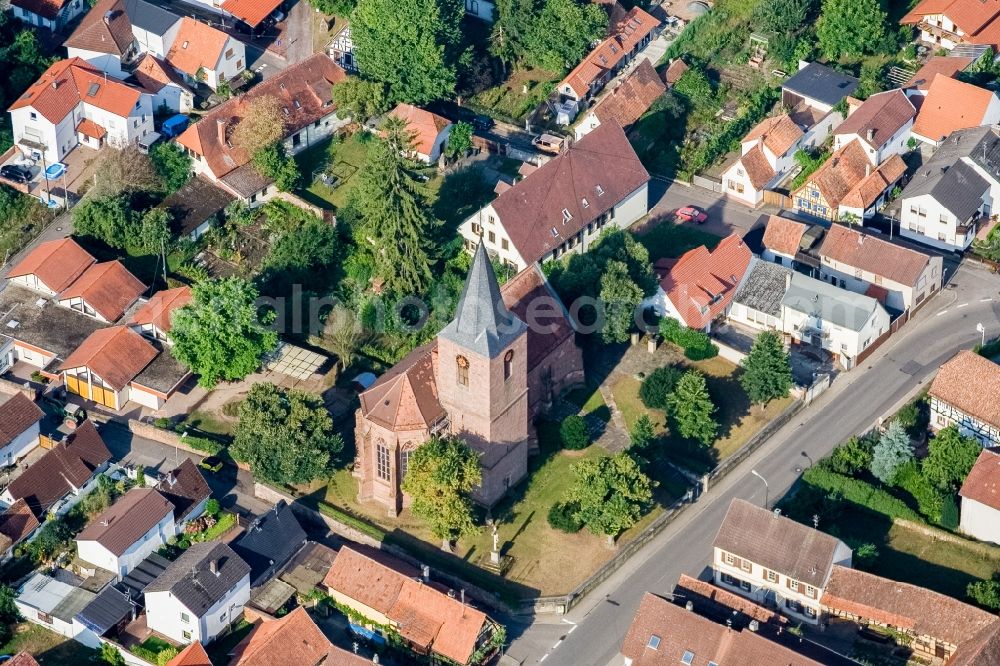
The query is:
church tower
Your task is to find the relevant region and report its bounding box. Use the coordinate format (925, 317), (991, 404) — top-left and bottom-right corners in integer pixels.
(436, 242), (529, 503)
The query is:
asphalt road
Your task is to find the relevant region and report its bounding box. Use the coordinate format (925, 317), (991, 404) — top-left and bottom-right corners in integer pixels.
(647, 178), (777, 238)
(505, 259), (1000, 666)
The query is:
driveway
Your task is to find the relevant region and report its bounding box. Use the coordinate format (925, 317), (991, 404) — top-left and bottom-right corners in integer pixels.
(647, 178), (777, 239)
(284, 0), (314, 65)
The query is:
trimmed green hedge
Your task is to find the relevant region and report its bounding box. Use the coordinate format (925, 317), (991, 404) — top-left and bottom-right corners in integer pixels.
(801, 467), (921, 522)
(318, 502), (386, 542)
(659, 318), (718, 360)
(181, 435), (222, 455)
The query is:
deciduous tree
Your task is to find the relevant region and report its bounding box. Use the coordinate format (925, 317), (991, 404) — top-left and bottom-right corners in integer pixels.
(740, 331), (793, 406)
(667, 371), (718, 446)
(870, 419), (913, 484)
(351, 115), (438, 295)
(565, 453), (654, 546)
(445, 121), (473, 159)
(401, 437), (481, 549)
(251, 143), (301, 191)
(330, 78), (391, 122)
(751, 0), (814, 34)
(816, 0), (887, 60)
(169, 276), (278, 388)
(599, 260), (643, 344)
(72, 196), (131, 248)
(232, 382), (342, 484)
(351, 0), (462, 103)
(923, 425), (981, 491)
(521, 0), (606, 73)
(149, 141), (192, 193)
(130, 207), (171, 254)
(232, 95), (285, 157)
(639, 365), (683, 410)
(88, 146), (161, 199)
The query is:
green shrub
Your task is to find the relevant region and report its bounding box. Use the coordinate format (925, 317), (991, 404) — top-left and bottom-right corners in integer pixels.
(205, 498), (220, 517)
(547, 501), (584, 533)
(181, 435), (222, 455)
(969, 579), (1000, 610)
(800, 467), (921, 522)
(659, 318), (719, 360)
(939, 493), (960, 530)
(639, 365), (683, 410)
(560, 415), (590, 450)
(318, 502), (386, 542)
(854, 543), (879, 570)
(976, 338), (1000, 359)
(892, 460), (944, 523)
(824, 434), (876, 476)
(153, 417), (171, 429)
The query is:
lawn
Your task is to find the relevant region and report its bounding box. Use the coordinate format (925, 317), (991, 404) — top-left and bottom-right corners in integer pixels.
(0, 623), (95, 665)
(565, 386), (611, 422)
(294, 132), (373, 211)
(0, 188), (53, 261)
(468, 67), (559, 122)
(184, 409), (235, 438)
(633, 219), (721, 262)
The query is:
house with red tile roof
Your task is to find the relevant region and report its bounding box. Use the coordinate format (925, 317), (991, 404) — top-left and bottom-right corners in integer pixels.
(817, 224), (943, 312)
(9, 0), (88, 32)
(0, 499), (41, 561)
(902, 0), (1000, 52)
(647, 234), (753, 332)
(7, 57), (154, 165)
(230, 607), (370, 666)
(133, 54), (193, 114)
(910, 75), (1000, 146)
(128, 286), (192, 343)
(959, 448), (1000, 544)
(574, 60), (665, 140)
(176, 54), (347, 204)
(384, 104), (453, 163)
(60, 325), (189, 411)
(557, 7), (660, 112)
(929, 350), (1000, 447)
(7, 237), (95, 296)
(458, 121), (649, 271)
(904, 55), (973, 92)
(55, 260), (145, 323)
(0, 394), (43, 466)
(721, 105), (839, 206)
(834, 90), (916, 166)
(761, 214), (811, 267)
(75, 487), (175, 577)
(165, 17), (245, 91)
(165, 642), (212, 666)
(791, 139), (907, 222)
(324, 547), (503, 665)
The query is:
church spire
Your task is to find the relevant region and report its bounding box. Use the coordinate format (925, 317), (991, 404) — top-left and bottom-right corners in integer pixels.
(438, 242), (526, 358)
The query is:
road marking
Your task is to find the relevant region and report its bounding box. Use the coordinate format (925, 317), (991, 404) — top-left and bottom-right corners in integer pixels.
(539, 655), (548, 663)
(982, 298), (993, 302)
(561, 619), (577, 626)
(958, 302), (969, 308)
(568, 625), (578, 634)
(553, 639), (565, 649)
(937, 310), (948, 316)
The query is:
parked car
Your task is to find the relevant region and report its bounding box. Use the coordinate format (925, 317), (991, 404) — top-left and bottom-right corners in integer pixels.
(0, 165), (30, 183)
(532, 133), (565, 154)
(199, 456), (225, 473)
(675, 205), (708, 224)
(470, 114), (494, 131)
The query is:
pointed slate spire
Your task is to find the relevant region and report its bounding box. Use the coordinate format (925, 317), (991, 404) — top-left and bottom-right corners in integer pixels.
(438, 241), (526, 358)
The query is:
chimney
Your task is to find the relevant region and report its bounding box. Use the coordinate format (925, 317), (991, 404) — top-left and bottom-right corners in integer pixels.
(103, 10), (113, 24)
(51, 80), (58, 90)
(866, 128), (875, 143)
(865, 163), (871, 178)
(209, 559), (218, 576)
(166, 470), (176, 487)
(421, 565), (430, 582)
(216, 119), (227, 147)
(784, 271), (791, 291)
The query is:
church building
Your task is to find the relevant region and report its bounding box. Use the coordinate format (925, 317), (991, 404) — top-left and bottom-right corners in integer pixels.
(354, 243), (584, 514)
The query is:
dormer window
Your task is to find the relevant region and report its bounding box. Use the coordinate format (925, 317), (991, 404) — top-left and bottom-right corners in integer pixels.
(596, 184), (605, 196)
(562, 208), (572, 223)
(182, 41), (189, 49)
(581, 198), (589, 208)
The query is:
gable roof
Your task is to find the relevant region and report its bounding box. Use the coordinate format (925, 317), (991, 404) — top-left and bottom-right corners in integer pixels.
(0, 499), (40, 546)
(835, 90), (916, 149)
(782, 62), (858, 108)
(438, 241), (526, 358)
(930, 350), (1000, 429)
(60, 326), (158, 391)
(387, 104), (452, 158)
(123, 0), (179, 34)
(11, 0), (67, 20)
(146, 541), (250, 616)
(840, 153), (907, 210)
(176, 54), (345, 182)
(822, 565), (998, 646)
(165, 18), (230, 79)
(663, 58), (688, 87)
(132, 54), (190, 94)
(324, 546), (490, 665)
(492, 121), (649, 265)
(736, 144), (776, 191)
(7, 237), (96, 293)
(744, 114), (804, 158)
(165, 641), (212, 666)
(230, 607), (364, 666)
(659, 234), (752, 330)
(762, 215), (808, 257)
(818, 224), (933, 286)
(591, 60), (666, 131)
(734, 260), (791, 318)
(0, 393), (43, 448)
(220, 0), (282, 27)
(77, 487), (173, 556)
(232, 500), (306, 588)
(950, 619), (1000, 665)
(5, 655), (40, 666)
(912, 75), (999, 143)
(359, 342), (444, 430)
(129, 286), (192, 334)
(960, 448), (1000, 510)
(620, 592), (822, 666)
(902, 0), (1000, 42)
(905, 56), (974, 90)
(501, 263), (577, 369)
(795, 139), (902, 210)
(560, 7), (660, 98)
(63, 0), (135, 56)
(6, 421), (112, 517)
(154, 458), (211, 522)
(9, 58), (144, 123)
(58, 261), (145, 322)
(713, 499), (844, 588)
(906, 158), (991, 221)
(782, 272), (884, 332)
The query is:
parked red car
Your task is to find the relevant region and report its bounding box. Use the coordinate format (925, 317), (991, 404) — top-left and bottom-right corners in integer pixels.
(675, 205), (708, 224)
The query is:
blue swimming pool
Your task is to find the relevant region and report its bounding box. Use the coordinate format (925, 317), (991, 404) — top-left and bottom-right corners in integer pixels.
(44, 162), (65, 179)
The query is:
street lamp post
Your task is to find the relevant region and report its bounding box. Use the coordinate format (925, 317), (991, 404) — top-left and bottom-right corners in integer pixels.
(801, 451), (813, 469)
(751, 469), (769, 509)
(977, 322), (986, 347)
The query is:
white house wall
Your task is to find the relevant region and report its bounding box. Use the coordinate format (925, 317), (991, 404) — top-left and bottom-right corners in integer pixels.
(75, 511), (174, 577)
(0, 423), (40, 467)
(66, 48), (126, 79)
(899, 191), (988, 250)
(146, 574), (250, 644)
(960, 497), (1000, 545)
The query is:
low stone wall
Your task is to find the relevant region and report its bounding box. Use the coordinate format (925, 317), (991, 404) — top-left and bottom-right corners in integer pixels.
(0, 377), (37, 400)
(713, 339), (747, 365)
